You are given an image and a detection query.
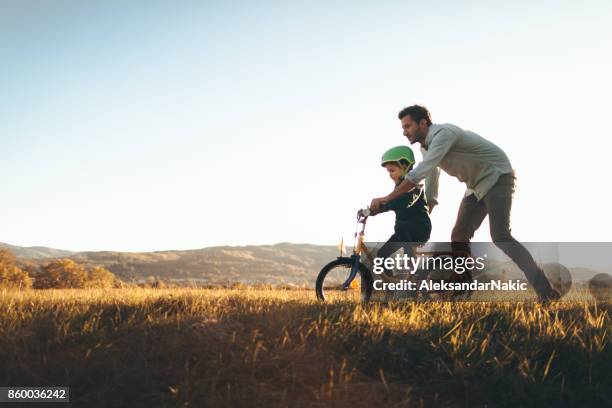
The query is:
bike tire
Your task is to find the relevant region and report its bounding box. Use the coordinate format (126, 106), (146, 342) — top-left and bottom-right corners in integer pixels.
(315, 258), (373, 302)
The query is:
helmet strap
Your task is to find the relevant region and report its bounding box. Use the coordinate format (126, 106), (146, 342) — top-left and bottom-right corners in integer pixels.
(400, 162), (413, 177)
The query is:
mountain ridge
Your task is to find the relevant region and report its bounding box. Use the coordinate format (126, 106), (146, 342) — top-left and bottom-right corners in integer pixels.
(3, 242), (606, 284)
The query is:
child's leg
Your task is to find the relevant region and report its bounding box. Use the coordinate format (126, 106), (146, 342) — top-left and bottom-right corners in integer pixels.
(377, 229), (419, 276)
(395, 219), (431, 256)
(376, 233), (405, 277)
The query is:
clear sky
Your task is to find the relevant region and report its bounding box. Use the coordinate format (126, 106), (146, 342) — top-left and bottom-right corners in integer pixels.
(1, 1), (611, 252)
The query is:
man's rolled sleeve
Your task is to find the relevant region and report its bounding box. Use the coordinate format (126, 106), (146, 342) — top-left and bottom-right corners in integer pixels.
(406, 128), (458, 185)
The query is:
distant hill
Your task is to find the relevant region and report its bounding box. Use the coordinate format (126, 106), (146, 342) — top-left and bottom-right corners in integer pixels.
(9, 243), (346, 285)
(70, 243), (346, 284)
(0, 242), (75, 259)
(5, 241), (606, 285)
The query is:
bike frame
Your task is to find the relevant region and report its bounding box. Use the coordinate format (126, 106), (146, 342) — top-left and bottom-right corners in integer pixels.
(338, 216), (464, 292)
(339, 217), (368, 290)
(340, 216), (405, 290)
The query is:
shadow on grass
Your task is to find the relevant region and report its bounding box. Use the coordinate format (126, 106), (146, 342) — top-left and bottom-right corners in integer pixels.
(0, 294), (610, 407)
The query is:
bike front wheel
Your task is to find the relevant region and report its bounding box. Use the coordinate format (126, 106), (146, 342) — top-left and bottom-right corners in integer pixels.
(315, 258), (373, 302)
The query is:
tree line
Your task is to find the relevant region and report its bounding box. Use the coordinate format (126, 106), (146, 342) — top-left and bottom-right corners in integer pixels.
(0, 249), (118, 289)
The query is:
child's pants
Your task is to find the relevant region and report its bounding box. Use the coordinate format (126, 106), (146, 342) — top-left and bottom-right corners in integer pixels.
(376, 228), (429, 277)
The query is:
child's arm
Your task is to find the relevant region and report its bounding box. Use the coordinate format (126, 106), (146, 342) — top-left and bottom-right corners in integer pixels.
(383, 187), (424, 211)
(358, 205), (390, 218)
(379, 196), (406, 212)
(370, 205), (391, 216)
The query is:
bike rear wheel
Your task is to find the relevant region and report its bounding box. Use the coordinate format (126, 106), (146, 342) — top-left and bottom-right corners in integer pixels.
(316, 258), (373, 302)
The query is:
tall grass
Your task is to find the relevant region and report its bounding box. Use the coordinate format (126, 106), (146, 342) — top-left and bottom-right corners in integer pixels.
(0, 288), (609, 407)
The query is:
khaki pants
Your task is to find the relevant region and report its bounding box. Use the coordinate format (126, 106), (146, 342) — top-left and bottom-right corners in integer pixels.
(450, 173), (554, 297)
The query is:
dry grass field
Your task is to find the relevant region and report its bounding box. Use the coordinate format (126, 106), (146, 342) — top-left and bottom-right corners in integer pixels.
(0, 288), (610, 407)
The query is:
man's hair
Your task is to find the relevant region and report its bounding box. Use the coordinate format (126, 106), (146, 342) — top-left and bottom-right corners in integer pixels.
(398, 105), (432, 126)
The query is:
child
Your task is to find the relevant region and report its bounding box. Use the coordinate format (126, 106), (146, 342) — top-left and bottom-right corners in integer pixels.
(359, 146), (432, 276)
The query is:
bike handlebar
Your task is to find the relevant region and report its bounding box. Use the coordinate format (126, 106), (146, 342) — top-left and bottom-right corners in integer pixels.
(356, 207), (371, 222)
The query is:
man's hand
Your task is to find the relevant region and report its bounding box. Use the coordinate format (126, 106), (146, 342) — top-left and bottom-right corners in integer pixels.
(370, 197), (386, 212)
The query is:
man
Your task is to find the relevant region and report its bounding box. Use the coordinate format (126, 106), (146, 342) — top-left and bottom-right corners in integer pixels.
(370, 105), (560, 302)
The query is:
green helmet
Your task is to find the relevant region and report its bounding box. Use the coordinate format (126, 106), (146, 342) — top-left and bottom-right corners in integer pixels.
(381, 145), (415, 167)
